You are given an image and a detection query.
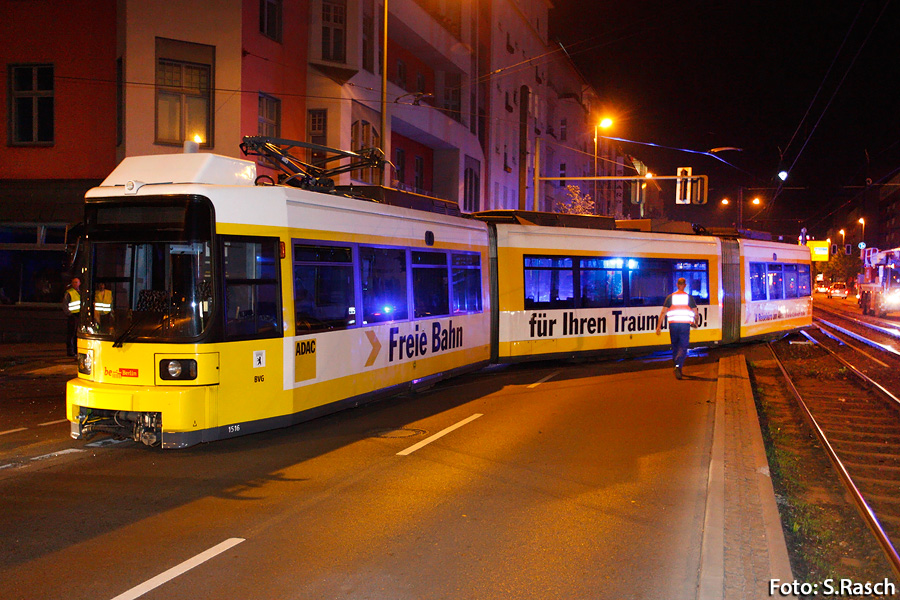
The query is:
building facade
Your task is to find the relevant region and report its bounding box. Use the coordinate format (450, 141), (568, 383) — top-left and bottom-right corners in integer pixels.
(1, 0), (615, 340)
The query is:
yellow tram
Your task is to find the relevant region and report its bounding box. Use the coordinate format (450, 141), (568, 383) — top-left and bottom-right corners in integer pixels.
(67, 152), (491, 448)
(67, 143), (812, 448)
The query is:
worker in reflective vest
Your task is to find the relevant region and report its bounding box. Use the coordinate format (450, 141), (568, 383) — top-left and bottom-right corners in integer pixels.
(63, 277), (82, 357)
(655, 277), (700, 380)
(94, 282), (113, 330)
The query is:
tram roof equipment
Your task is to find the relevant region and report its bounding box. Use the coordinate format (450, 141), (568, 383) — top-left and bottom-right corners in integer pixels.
(240, 136), (386, 193)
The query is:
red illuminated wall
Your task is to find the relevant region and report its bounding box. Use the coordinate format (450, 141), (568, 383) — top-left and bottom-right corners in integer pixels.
(388, 40), (434, 94)
(392, 132), (434, 192)
(0, 0), (117, 179)
(240, 0), (309, 142)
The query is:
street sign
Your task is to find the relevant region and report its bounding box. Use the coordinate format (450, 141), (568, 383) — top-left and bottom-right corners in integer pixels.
(806, 240), (829, 262)
(859, 242), (867, 250)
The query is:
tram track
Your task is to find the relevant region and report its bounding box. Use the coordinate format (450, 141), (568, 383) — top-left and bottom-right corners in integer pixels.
(768, 331), (900, 579)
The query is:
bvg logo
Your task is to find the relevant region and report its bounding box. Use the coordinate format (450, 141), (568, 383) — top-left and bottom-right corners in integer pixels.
(294, 339), (317, 382)
(104, 367), (139, 379)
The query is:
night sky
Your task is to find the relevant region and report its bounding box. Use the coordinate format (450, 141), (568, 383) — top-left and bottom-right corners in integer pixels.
(549, 0), (900, 237)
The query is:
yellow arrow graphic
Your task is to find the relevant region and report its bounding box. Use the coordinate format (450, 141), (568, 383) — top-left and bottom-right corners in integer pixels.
(365, 330), (381, 367)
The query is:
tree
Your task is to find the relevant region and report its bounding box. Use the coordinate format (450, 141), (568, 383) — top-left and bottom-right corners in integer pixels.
(555, 185), (595, 215)
(822, 249), (861, 285)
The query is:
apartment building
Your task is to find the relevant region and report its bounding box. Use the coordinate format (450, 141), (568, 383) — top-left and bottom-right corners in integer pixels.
(1, 0), (610, 340)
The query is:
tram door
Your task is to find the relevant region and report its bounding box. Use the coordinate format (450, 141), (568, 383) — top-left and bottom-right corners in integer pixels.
(721, 239), (740, 343)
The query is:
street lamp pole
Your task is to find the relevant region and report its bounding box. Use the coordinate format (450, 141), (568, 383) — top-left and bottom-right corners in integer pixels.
(593, 125), (598, 212)
(738, 186), (743, 229)
(380, 0), (389, 186)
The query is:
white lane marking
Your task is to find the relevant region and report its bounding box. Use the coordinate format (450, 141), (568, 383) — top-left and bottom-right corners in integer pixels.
(31, 449), (85, 461)
(397, 414), (483, 456)
(110, 538), (246, 600)
(38, 419), (68, 427)
(527, 371), (559, 388)
(0, 428), (27, 436)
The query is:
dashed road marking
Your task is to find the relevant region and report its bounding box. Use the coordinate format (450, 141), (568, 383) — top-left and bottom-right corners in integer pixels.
(397, 414), (483, 456)
(527, 371), (559, 388)
(38, 419), (68, 427)
(0, 428), (27, 436)
(31, 449), (85, 461)
(109, 538), (246, 600)
(86, 438), (132, 448)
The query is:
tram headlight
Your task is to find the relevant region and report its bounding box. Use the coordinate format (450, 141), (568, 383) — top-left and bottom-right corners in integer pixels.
(168, 361), (182, 378)
(159, 359), (197, 381)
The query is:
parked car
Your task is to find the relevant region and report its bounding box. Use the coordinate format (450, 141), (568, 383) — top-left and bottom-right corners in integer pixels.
(827, 282), (849, 299)
(815, 282), (829, 293)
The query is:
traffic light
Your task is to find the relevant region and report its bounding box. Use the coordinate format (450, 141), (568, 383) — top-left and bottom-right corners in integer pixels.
(630, 180), (644, 205)
(691, 174), (706, 204)
(675, 167), (691, 204)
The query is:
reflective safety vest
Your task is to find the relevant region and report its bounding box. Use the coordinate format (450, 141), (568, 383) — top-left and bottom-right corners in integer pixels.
(95, 289), (112, 314)
(65, 287), (81, 314)
(666, 291), (696, 324)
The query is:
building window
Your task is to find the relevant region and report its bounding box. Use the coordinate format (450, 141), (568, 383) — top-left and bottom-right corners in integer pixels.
(395, 148), (406, 186)
(322, 0), (347, 63)
(8, 64), (54, 145)
(414, 156), (425, 191)
(362, 13), (374, 72)
(396, 60), (407, 90)
(351, 120), (379, 184)
(560, 118), (567, 142)
(155, 38), (214, 147)
(260, 0), (282, 42)
(464, 164), (480, 213)
(443, 72), (461, 122)
(116, 58), (124, 147)
(258, 94), (281, 138)
(308, 109), (327, 165)
(559, 163), (566, 187)
(416, 72), (426, 94)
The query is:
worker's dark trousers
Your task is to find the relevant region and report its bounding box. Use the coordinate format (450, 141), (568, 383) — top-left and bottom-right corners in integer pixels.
(668, 323), (691, 369)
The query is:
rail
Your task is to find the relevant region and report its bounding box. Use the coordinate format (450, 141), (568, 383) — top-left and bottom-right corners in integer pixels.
(768, 340), (900, 580)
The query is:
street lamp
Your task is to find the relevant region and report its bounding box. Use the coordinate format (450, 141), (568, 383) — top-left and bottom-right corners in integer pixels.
(859, 217), (865, 245)
(594, 118), (612, 213)
(839, 229), (845, 245)
(737, 190), (762, 229)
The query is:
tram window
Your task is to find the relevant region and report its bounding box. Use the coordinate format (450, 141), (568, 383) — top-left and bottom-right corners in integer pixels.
(360, 246), (408, 323)
(223, 237), (281, 339)
(767, 264), (784, 300)
(783, 264), (799, 298)
(579, 258), (624, 308)
(412, 251), (449, 318)
(674, 261), (710, 302)
(524, 256), (574, 309)
(627, 258), (671, 307)
(750, 263), (767, 301)
(451, 252), (482, 314)
(798, 264), (811, 296)
(293, 243), (355, 333)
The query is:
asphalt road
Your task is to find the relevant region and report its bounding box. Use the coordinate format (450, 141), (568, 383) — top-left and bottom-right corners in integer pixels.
(0, 353), (718, 600)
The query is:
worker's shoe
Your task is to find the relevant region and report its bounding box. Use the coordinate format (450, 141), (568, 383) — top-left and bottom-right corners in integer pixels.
(674, 367), (683, 380)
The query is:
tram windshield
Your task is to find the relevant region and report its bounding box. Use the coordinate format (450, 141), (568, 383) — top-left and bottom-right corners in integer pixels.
(81, 197), (214, 342)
